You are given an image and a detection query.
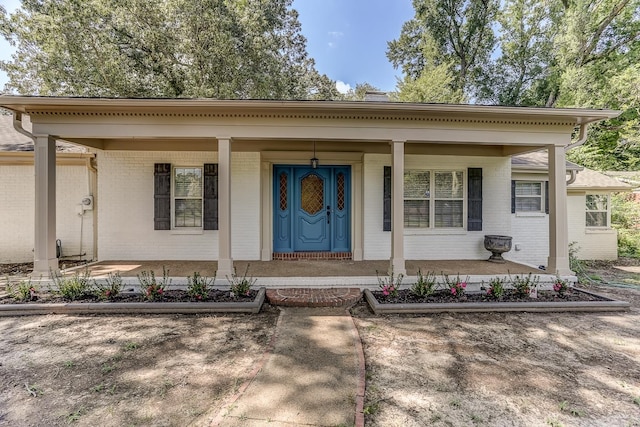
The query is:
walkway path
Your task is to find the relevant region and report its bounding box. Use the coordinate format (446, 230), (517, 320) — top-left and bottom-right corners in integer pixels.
(204, 307), (365, 426)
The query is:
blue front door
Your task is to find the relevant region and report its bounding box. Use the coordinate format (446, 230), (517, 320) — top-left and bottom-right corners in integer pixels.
(274, 166), (350, 253)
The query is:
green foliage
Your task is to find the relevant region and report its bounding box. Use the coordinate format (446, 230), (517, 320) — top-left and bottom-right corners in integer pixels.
(440, 273), (468, 299)
(186, 271), (214, 301)
(510, 273), (539, 298)
(53, 269), (93, 301)
(486, 276), (506, 300)
(387, 0), (499, 98)
(376, 269), (403, 297)
(227, 264), (256, 298)
(137, 267), (171, 301)
(6, 278), (37, 302)
(95, 272), (123, 300)
(411, 269), (437, 297)
(612, 193), (640, 258)
(0, 0), (338, 100)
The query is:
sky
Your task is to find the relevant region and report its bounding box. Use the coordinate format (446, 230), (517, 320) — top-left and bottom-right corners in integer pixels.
(0, 0), (414, 94)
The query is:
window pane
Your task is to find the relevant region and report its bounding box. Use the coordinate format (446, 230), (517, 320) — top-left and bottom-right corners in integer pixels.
(404, 200), (429, 228)
(175, 199), (202, 227)
(586, 195), (608, 211)
(435, 171), (463, 198)
(435, 200), (463, 228)
(586, 212), (607, 227)
(515, 197), (542, 212)
(515, 182), (541, 196)
(175, 168), (202, 198)
(404, 171), (430, 198)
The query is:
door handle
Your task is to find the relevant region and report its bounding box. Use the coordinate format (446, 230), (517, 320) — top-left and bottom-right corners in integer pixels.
(327, 205), (331, 224)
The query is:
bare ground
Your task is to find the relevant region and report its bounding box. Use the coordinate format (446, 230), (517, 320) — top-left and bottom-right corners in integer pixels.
(0, 309), (279, 427)
(2, 260), (640, 426)
(352, 262), (640, 427)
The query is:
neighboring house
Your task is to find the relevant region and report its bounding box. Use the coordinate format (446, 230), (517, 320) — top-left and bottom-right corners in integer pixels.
(0, 114), (96, 263)
(0, 97), (623, 279)
(510, 151), (631, 266)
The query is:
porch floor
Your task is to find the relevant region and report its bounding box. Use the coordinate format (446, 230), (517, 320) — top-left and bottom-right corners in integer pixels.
(76, 259), (541, 279)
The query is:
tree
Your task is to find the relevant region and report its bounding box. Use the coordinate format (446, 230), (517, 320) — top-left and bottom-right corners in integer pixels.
(387, 0), (499, 99)
(0, 0), (338, 99)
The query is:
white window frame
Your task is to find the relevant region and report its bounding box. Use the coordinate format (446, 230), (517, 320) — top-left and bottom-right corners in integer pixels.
(514, 180), (545, 213)
(172, 166), (204, 230)
(585, 193), (610, 228)
(404, 169), (466, 230)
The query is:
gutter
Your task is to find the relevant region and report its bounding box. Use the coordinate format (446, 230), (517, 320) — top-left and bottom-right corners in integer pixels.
(565, 123), (588, 151)
(12, 111), (33, 139)
(564, 122), (590, 184)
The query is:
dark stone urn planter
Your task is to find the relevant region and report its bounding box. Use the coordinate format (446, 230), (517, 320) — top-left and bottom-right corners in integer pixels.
(484, 235), (512, 263)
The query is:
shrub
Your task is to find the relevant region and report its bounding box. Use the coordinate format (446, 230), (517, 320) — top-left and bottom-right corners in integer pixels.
(227, 265), (256, 298)
(53, 269), (93, 301)
(510, 273), (539, 298)
(187, 272), (215, 301)
(376, 269), (403, 298)
(441, 273), (467, 299)
(486, 276), (506, 300)
(6, 278), (38, 302)
(95, 272), (123, 300)
(137, 267), (171, 301)
(553, 277), (569, 297)
(411, 269), (437, 297)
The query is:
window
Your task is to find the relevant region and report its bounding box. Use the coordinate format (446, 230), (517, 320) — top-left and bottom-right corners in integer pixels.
(586, 194), (608, 227)
(514, 181), (543, 212)
(173, 167), (203, 228)
(404, 170), (464, 228)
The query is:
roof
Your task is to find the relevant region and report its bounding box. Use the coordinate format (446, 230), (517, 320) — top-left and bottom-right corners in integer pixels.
(569, 168), (632, 191)
(512, 150), (632, 191)
(0, 96), (621, 125)
(512, 151), (583, 171)
(0, 113), (85, 153)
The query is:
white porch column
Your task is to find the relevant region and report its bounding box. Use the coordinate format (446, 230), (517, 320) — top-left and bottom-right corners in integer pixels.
(547, 144), (572, 275)
(390, 140), (406, 275)
(33, 135), (58, 276)
(217, 138), (233, 277)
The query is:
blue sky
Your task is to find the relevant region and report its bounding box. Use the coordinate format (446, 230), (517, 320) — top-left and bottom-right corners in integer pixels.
(0, 0), (414, 93)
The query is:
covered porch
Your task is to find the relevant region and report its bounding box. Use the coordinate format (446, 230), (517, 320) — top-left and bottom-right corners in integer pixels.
(0, 96), (620, 281)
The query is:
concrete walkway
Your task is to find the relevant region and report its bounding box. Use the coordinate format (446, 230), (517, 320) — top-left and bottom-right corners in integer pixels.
(206, 307), (364, 427)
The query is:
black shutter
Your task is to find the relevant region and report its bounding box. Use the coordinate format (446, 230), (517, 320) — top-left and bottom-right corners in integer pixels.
(154, 163), (171, 230)
(511, 180), (516, 214)
(545, 180), (549, 214)
(203, 163), (219, 230)
(467, 168), (483, 231)
(383, 166), (391, 231)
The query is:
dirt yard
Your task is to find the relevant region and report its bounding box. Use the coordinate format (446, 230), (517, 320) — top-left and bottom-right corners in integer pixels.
(2, 259), (640, 426)
(0, 310), (279, 427)
(352, 262), (640, 426)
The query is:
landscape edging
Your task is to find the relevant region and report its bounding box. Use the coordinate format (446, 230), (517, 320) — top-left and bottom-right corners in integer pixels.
(0, 287), (266, 316)
(364, 288), (630, 314)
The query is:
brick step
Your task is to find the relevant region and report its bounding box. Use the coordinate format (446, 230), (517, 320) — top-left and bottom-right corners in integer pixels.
(266, 288), (362, 308)
(272, 252), (352, 260)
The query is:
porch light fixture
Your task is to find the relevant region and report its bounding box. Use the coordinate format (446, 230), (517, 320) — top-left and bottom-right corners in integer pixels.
(310, 142), (319, 169)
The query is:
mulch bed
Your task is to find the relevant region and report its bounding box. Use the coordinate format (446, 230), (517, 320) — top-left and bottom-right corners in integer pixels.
(372, 288), (607, 304)
(0, 289), (258, 305)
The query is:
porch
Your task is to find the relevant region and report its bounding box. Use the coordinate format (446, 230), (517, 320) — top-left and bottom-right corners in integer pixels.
(69, 258), (550, 290)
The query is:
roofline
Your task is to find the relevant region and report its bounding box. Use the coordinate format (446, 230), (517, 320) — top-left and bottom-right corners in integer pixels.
(0, 96), (621, 124)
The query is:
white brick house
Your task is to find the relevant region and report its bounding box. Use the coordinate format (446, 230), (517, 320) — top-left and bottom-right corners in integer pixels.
(0, 97), (625, 279)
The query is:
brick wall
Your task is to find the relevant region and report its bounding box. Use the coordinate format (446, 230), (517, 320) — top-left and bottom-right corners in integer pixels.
(362, 154), (512, 260)
(0, 164), (94, 263)
(97, 150), (260, 261)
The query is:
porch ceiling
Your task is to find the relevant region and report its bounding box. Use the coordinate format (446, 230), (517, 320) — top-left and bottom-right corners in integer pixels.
(55, 137), (539, 156)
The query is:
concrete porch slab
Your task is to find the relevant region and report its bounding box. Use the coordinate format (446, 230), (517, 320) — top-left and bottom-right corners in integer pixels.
(56, 259), (566, 291)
